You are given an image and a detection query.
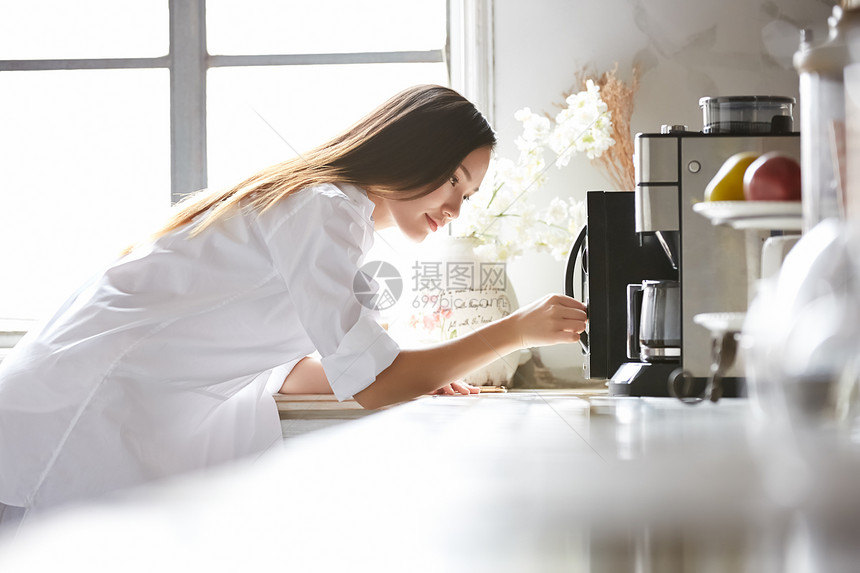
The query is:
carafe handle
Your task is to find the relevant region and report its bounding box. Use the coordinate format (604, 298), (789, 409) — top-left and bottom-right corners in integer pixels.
(626, 283), (643, 360)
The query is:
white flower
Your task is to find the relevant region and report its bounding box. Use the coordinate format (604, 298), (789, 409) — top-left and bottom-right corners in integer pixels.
(544, 197), (569, 225)
(455, 83), (615, 262)
(566, 197), (587, 236)
(514, 107), (552, 144)
(548, 81), (613, 168)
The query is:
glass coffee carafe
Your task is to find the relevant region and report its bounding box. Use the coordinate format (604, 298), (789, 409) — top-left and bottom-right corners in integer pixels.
(626, 280), (681, 363)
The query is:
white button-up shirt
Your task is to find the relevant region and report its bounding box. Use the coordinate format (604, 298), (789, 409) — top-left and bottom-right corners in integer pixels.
(0, 182), (400, 509)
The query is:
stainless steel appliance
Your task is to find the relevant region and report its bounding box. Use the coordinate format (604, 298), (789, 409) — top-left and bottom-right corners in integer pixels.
(566, 96), (800, 397)
(633, 96), (800, 395)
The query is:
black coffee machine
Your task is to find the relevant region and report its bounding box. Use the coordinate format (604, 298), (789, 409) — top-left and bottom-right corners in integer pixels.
(565, 190), (679, 396)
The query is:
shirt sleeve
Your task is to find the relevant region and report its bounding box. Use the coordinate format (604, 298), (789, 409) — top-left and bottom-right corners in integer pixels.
(259, 188), (400, 401)
(262, 358), (303, 395)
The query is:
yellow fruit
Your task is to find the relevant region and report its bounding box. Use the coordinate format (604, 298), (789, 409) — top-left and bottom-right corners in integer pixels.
(704, 152), (760, 202)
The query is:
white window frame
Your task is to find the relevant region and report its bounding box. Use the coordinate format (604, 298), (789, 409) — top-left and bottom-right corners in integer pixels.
(448, 0), (495, 126)
(0, 0), (455, 203)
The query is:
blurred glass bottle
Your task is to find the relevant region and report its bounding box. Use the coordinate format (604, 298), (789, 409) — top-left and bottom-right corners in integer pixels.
(838, 0), (860, 221)
(794, 1), (860, 229)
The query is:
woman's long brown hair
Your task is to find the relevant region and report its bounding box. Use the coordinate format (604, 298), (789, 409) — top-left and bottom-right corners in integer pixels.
(149, 84), (496, 243)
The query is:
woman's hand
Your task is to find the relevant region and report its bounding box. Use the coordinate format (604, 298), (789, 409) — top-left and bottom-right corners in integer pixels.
(429, 380), (480, 396)
(507, 293), (587, 348)
(355, 294), (585, 410)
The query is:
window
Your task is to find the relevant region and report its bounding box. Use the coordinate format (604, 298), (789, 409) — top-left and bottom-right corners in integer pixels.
(0, 0), (450, 321)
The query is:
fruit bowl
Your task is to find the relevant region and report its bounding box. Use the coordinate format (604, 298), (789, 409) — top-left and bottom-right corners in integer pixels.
(692, 200), (802, 231)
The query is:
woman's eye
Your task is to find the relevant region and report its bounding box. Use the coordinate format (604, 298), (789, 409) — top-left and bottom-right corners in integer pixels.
(463, 195), (471, 202)
(450, 176), (459, 186)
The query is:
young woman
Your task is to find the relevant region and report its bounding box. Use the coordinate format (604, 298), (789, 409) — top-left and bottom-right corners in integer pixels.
(0, 85), (587, 524)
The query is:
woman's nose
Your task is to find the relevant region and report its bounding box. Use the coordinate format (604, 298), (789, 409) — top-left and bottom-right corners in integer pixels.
(443, 195), (462, 221)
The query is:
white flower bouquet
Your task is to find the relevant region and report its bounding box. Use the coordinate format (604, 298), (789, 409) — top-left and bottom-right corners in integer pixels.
(457, 66), (639, 262)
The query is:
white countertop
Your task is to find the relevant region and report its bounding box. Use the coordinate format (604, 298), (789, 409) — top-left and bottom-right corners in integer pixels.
(2, 391), (859, 572)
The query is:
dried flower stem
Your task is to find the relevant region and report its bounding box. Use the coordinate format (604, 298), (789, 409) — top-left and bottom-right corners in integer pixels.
(573, 63), (640, 190)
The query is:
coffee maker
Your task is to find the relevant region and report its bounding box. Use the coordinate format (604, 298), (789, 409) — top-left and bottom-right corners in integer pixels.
(567, 96), (801, 397)
(634, 96), (801, 395)
(566, 191), (679, 396)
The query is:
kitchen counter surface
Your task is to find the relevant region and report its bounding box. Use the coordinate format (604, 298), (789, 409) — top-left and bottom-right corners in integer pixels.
(274, 392), (372, 419)
(3, 390), (860, 571)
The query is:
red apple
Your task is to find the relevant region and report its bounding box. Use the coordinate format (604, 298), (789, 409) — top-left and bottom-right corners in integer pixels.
(743, 152), (801, 201)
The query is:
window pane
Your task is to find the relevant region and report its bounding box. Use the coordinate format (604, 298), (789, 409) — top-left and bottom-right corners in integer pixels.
(207, 0), (446, 55)
(0, 70), (171, 320)
(0, 1), (168, 59)
(206, 62), (448, 190)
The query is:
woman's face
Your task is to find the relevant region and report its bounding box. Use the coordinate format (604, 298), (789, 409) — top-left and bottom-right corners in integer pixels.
(372, 146), (492, 242)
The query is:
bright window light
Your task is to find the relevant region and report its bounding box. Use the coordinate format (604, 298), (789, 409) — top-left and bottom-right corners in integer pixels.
(0, 69), (171, 320)
(207, 62), (449, 190)
(207, 0), (446, 55)
(0, 1), (168, 59)
(0, 0), (448, 323)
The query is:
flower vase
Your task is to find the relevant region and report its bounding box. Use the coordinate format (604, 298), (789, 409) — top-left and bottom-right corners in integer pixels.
(403, 236), (524, 386)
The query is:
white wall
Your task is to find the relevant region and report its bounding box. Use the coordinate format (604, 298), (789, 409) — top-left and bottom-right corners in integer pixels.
(492, 0), (836, 380)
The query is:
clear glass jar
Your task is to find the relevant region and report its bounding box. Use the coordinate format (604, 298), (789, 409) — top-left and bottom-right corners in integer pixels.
(795, 2), (860, 228)
(698, 95), (794, 135)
